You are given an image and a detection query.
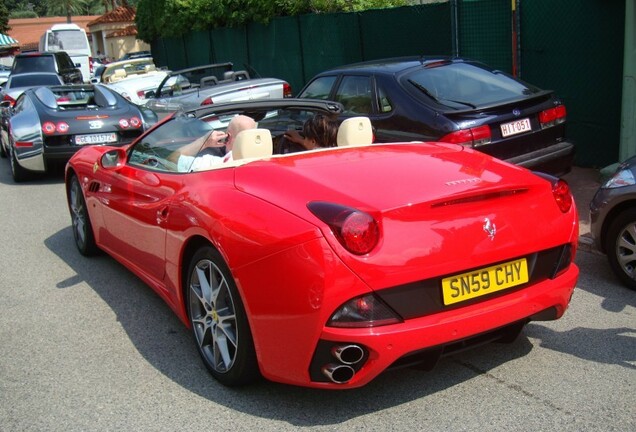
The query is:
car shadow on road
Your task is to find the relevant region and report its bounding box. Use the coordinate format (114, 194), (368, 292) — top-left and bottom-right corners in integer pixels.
(524, 324), (635, 370)
(574, 249), (636, 313)
(45, 226), (539, 427)
(0, 157), (66, 185)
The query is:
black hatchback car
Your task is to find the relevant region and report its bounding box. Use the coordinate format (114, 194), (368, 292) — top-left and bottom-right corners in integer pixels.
(11, 51), (83, 84)
(298, 56), (574, 175)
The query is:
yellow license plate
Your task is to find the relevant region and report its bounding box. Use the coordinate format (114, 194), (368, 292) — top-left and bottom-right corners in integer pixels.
(441, 258), (528, 306)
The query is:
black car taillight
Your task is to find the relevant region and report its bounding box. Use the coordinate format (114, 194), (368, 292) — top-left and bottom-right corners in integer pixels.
(42, 121), (69, 135)
(539, 105), (566, 129)
(440, 125), (491, 147)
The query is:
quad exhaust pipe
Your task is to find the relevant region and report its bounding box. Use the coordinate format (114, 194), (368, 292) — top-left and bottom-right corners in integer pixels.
(331, 344), (365, 365)
(321, 344), (366, 384)
(321, 364), (356, 384)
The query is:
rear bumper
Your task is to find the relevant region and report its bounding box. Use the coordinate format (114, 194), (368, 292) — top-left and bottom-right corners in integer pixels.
(300, 264), (578, 389)
(505, 140), (574, 177)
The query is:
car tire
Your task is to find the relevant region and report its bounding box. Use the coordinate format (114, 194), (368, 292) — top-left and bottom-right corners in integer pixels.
(186, 246), (260, 386)
(9, 146), (29, 182)
(68, 175), (99, 256)
(604, 207), (636, 290)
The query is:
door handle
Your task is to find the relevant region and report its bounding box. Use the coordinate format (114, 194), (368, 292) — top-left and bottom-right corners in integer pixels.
(156, 206), (169, 224)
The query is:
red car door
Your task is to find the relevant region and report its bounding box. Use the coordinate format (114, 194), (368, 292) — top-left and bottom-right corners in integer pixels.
(98, 164), (182, 283)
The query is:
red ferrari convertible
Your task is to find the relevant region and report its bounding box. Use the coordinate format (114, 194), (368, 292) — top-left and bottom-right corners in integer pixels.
(65, 100), (579, 389)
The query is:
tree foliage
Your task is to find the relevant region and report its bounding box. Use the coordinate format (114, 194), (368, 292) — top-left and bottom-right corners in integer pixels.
(0, 2), (11, 34)
(136, 0), (407, 42)
(6, 0), (141, 18)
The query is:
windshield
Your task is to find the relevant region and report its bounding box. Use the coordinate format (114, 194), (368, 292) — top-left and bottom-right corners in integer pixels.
(47, 30), (89, 51)
(9, 74), (61, 88)
(102, 59), (158, 83)
(404, 62), (541, 108)
(129, 115), (216, 173)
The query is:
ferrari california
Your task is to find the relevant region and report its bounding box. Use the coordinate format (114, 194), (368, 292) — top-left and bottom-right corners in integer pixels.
(64, 102), (579, 389)
(1, 83), (157, 182)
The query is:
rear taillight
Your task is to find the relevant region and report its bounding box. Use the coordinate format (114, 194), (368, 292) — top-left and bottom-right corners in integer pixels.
(89, 56), (93, 74)
(308, 201), (380, 255)
(42, 121), (69, 135)
(552, 178), (573, 213)
(2, 94), (15, 106)
(119, 117), (142, 129)
(329, 294), (402, 328)
(129, 116), (141, 128)
(440, 125), (491, 147)
(539, 105), (566, 129)
(201, 97), (213, 106)
(534, 172), (573, 213)
(137, 90), (146, 99)
(283, 82), (293, 98)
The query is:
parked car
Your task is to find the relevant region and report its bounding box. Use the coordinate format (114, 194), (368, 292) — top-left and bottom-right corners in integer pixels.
(0, 72), (64, 106)
(63, 100), (579, 389)
(590, 156), (636, 290)
(0, 64), (10, 86)
(11, 51), (83, 84)
(118, 50), (152, 61)
(94, 58), (169, 106)
(39, 23), (92, 83)
(145, 62), (292, 116)
(298, 56), (574, 176)
(0, 84), (157, 182)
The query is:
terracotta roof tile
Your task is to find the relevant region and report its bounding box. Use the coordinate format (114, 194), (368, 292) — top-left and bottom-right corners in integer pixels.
(87, 6), (136, 26)
(107, 26), (138, 38)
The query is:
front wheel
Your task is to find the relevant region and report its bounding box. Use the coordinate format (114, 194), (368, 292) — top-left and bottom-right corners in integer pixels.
(68, 175), (99, 256)
(604, 207), (636, 290)
(186, 246), (260, 386)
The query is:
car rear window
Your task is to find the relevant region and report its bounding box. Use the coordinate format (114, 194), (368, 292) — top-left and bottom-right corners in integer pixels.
(404, 62), (541, 108)
(12, 56), (57, 74)
(9, 74), (61, 87)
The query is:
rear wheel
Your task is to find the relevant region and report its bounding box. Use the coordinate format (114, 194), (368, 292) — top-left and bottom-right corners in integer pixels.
(186, 246), (259, 386)
(0, 136), (6, 158)
(9, 146), (29, 183)
(604, 207), (636, 290)
(68, 175), (99, 256)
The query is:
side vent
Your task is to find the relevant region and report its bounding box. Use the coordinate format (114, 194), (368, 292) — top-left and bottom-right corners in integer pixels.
(88, 181), (100, 193)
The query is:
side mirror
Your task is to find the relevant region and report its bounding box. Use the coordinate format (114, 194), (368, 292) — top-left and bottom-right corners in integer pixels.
(144, 90), (155, 99)
(100, 148), (126, 170)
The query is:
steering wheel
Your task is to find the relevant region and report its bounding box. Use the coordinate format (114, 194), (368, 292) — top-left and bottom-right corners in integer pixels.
(277, 134), (306, 155)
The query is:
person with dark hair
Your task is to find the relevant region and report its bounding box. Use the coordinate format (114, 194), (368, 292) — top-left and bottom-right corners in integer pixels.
(283, 114), (338, 151)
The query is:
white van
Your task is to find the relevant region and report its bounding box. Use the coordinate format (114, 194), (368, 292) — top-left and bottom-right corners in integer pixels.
(39, 24), (92, 82)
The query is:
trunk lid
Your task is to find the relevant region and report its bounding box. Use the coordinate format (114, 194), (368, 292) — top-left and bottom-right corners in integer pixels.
(235, 143), (577, 289)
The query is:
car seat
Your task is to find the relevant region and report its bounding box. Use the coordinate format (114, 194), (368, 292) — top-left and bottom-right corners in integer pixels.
(232, 129), (273, 160)
(110, 69), (127, 82)
(337, 117), (373, 147)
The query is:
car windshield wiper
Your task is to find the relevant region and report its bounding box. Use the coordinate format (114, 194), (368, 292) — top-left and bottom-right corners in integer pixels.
(437, 97), (477, 109)
(408, 79), (477, 109)
(408, 79), (440, 103)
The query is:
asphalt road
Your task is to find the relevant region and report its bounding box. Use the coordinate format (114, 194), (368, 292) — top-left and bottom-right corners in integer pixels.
(0, 160), (634, 432)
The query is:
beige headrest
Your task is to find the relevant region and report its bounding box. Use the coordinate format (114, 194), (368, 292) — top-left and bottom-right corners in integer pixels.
(337, 116), (373, 147)
(232, 129), (273, 160)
